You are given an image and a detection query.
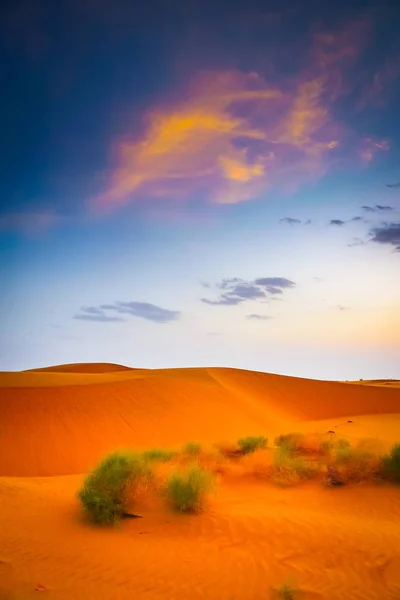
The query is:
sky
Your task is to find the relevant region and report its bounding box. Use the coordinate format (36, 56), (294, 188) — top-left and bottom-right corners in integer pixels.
(1, 0), (399, 380)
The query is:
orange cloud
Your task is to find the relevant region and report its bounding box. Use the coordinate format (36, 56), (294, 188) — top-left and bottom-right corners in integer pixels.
(93, 69), (342, 211)
(93, 17), (390, 212)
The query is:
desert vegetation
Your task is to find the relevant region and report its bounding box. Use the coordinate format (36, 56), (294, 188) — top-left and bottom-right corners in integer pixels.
(77, 434), (400, 525)
(77, 451), (154, 524)
(381, 443), (400, 483)
(237, 435), (268, 454)
(164, 464), (216, 512)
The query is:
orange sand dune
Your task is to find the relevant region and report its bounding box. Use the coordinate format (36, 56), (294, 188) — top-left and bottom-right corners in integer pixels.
(1, 474), (400, 600)
(1, 363), (400, 600)
(24, 361), (138, 373)
(1, 366), (399, 476)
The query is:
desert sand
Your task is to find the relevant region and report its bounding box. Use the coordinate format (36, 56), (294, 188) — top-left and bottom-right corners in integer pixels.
(1, 363), (399, 600)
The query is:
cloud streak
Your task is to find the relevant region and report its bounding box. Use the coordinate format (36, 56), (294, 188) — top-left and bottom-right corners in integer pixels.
(202, 276), (295, 306)
(100, 301), (181, 323)
(74, 306), (126, 323)
(74, 302), (181, 323)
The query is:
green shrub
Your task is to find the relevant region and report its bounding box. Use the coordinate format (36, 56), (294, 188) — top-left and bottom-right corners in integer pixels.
(142, 448), (176, 462)
(237, 435), (268, 454)
(331, 441), (381, 483)
(320, 437), (350, 454)
(381, 443), (400, 483)
(182, 441), (202, 457)
(164, 464), (215, 513)
(274, 433), (303, 454)
(270, 445), (318, 487)
(77, 451), (153, 524)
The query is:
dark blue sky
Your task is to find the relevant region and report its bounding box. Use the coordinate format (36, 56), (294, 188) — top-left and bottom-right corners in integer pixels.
(1, 0), (399, 377)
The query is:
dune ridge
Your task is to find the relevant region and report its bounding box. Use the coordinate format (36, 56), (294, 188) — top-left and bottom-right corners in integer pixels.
(1, 365), (399, 477)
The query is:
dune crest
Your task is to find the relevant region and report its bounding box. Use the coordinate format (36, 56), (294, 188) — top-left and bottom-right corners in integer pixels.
(1, 365), (399, 477)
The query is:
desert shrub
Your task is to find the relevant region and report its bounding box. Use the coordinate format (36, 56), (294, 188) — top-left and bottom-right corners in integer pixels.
(274, 433), (304, 454)
(331, 440), (382, 483)
(381, 443), (400, 483)
(182, 441), (202, 457)
(270, 445), (319, 487)
(142, 448), (176, 462)
(77, 451), (153, 524)
(164, 464), (215, 512)
(320, 437), (350, 454)
(237, 435), (268, 455)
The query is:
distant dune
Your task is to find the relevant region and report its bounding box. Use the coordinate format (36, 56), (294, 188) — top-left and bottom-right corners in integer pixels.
(1, 364), (399, 477)
(24, 361), (137, 373)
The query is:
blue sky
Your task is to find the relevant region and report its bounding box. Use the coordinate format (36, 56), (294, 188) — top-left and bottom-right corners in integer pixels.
(1, 0), (399, 379)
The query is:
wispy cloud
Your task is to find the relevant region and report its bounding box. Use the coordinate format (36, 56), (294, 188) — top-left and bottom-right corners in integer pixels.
(357, 57), (400, 110)
(91, 15), (394, 213)
(347, 237), (366, 247)
(329, 219), (345, 226)
(387, 182), (400, 188)
(100, 301), (181, 323)
(362, 204), (394, 212)
(357, 138), (390, 164)
(74, 302), (180, 323)
(74, 306), (126, 323)
(279, 217), (302, 225)
(202, 276), (295, 306)
(246, 313), (273, 320)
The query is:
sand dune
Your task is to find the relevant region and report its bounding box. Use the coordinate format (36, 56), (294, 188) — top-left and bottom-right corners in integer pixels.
(1, 473), (399, 600)
(23, 361), (138, 373)
(1, 365), (399, 476)
(1, 363), (400, 599)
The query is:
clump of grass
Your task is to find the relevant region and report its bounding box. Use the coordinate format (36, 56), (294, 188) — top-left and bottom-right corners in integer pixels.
(164, 464), (215, 513)
(330, 439), (382, 483)
(274, 433), (304, 454)
(142, 448), (176, 463)
(270, 445), (319, 487)
(381, 443), (400, 483)
(237, 435), (268, 455)
(182, 441), (202, 457)
(320, 437), (350, 454)
(77, 451), (153, 525)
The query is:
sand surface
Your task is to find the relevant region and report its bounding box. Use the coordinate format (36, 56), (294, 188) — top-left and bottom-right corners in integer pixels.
(1, 363), (400, 599)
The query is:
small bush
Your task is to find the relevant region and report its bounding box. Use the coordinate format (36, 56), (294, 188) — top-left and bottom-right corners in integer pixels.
(77, 451), (153, 524)
(182, 441), (202, 457)
(164, 464), (215, 513)
(381, 443), (400, 483)
(320, 437), (350, 454)
(331, 440), (382, 483)
(274, 433), (304, 454)
(270, 445), (318, 487)
(142, 448), (176, 463)
(237, 435), (268, 455)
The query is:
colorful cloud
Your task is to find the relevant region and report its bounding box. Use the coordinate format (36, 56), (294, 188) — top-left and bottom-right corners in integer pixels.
(92, 18), (393, 212)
